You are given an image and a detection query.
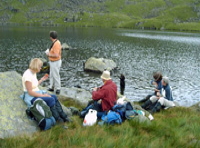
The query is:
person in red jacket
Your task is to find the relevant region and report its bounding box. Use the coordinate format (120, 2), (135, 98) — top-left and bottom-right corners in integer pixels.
(92, 70), (117, 118)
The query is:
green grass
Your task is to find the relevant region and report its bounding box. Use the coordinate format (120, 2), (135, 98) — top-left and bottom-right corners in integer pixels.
(1, 0), (200, 31)
(1, 98), (200, 148)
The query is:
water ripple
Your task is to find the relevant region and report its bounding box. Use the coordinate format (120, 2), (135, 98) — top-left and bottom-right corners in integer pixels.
(0, 27), (199, 106)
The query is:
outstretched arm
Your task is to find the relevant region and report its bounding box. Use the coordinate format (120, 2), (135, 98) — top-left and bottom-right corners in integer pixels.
(38, 74), (49, 85)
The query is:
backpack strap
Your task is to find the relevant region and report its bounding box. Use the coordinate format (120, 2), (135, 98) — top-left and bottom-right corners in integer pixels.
(49, 39), (57, 51)
(22, 92), (26, 100)
(38, 119), (46, 130)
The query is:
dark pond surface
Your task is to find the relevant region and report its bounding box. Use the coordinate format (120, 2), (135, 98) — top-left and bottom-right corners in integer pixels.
(0, 26), (199, 106)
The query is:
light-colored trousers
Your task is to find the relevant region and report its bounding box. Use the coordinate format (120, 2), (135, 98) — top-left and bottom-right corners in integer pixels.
(150, 96), (175, 107)
(49, 59), (62, 90)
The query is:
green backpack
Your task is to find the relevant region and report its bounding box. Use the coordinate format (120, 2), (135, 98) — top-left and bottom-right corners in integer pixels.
(29, 98), (56, 130)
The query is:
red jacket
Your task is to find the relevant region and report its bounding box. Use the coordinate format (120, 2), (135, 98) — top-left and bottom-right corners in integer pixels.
(92, 80), (117, 111)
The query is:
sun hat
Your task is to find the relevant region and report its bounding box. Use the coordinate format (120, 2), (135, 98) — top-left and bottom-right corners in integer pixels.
(101, 70), (111, 80)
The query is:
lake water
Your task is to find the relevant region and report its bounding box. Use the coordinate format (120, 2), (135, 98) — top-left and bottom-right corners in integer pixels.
(0, 26), (199, 107)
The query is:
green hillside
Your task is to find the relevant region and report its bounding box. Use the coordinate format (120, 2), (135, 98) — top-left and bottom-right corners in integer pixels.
(1, 0), (200, 31)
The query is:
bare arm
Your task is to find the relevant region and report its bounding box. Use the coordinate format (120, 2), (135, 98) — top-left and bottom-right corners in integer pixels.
(25, 81), (51, 97)
(38, 74), (49, 85)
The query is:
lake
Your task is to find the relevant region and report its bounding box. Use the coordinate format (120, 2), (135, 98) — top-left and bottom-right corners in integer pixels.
(0, 26), (199, 107)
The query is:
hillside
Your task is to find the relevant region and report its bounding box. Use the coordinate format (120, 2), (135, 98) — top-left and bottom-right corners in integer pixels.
(1, 0), (200, 31)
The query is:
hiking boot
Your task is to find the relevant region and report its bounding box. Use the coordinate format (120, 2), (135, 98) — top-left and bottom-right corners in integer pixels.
(55, 100), (69, 122)
(63, 117), (72, 122)
(48, 88), (54, 92)
(50, 105), (60, 121)
(150, 102), (162, 114)
(56, 90), (60, 95)
(141, 99), (152, 110)
(57, 117), (64, 123)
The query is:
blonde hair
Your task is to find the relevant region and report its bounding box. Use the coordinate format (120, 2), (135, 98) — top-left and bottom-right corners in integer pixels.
(29, 58), (43, 73)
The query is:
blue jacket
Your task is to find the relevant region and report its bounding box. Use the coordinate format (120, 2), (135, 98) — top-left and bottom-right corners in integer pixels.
(156, 80), (163, 94)
(150, 80), (163, 95)
(163, 84), (173, 101)
(20, 90), (47, 107)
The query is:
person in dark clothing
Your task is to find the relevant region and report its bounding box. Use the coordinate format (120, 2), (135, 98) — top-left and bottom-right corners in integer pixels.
(140, 72), (163, 105)
(119, 74), (125, 95)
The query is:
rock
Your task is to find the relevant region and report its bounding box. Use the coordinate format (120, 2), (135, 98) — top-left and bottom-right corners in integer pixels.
(189, 102), (200, 112)
(133, 115), (151, 125)
(0, 71), (38, 139)
(61, 43), (77, 50)
(0, 71), (79, 139)
(62, 43), (70, 50)
(84, 57), (117, 73)
(59, 87), (92, 106)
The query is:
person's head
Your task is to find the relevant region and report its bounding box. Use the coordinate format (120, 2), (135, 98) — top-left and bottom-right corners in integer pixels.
(29, 58), (43, 73)
(153, 72), (162, 82)
(162, 76), (169, 86)
(49, 31), (58, 39)
(101, 70), (111, 82)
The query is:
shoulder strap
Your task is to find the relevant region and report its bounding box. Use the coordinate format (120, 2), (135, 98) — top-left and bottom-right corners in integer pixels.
(49, 39), (57, 51)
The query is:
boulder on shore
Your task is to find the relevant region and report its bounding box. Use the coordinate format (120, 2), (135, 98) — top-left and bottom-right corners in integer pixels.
(0, 71), (86, 139)
(59, 87), (92, 106)
(84, 57), (117, 73)
(0, 71), (38, 139)
(189, 102), (200, 112)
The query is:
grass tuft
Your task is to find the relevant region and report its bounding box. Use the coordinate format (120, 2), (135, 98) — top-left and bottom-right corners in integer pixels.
(1, 99), (200, 147)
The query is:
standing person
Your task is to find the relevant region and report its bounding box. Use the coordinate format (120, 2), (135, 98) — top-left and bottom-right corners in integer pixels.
(46, 31), (62, 95)
(92, 70), (117, 119)
(22, 58), (71, 122)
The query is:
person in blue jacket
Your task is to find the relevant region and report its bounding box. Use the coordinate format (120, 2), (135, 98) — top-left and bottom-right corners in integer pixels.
(141, 72), (163, 108)
(144, 76), (175, 114)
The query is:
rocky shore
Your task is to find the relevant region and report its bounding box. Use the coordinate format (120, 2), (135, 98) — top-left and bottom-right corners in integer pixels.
(0, 71), (199, 139)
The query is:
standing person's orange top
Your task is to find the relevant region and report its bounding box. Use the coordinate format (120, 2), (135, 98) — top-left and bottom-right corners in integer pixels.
(48, 39), (62, 62)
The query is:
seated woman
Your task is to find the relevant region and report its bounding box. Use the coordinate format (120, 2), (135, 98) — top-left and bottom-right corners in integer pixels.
(22, 58), (70, 122)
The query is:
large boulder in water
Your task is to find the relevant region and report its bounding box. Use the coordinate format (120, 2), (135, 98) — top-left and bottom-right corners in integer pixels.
(61, 43), (76, 50)
(62, 43), (70, 50)
(84, 57), (117, 73)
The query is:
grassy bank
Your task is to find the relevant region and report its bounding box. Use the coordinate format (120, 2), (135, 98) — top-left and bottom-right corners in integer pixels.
(1, 0), (200, 31)
(1, 99), (200, 148)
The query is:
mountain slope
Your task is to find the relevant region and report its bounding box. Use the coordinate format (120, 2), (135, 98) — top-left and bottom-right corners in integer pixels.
(0, 0), (200, 31)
